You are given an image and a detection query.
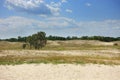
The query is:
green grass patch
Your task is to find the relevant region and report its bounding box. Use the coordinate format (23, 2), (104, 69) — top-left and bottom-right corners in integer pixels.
(0, 55), (120, 65)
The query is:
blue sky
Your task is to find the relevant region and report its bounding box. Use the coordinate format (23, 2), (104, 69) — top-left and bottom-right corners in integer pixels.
(0, 0), (120, 39)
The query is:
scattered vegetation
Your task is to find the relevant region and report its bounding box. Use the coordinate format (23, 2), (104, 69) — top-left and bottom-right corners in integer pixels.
(0, 40), (120, 65)
(0, 53), (120, 65)
(0, 31), (120, 65)
(0, 40), (120, 50)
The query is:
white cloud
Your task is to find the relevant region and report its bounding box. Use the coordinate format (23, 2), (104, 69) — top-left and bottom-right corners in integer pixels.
(50, 2), (61, 7)
(0, 16), (75, 38)
(77, 20), (120, 36)
(85, 3), (92, 7)
(5, 0), (43, 9)
(0, 16), (120, 38)
(39, 14), (47, 18)
(61, 0), (67, 3)
(5, 0), (51, 15)
(5, 0), (62, 16)
(66, 9), (72, 13)
(47, 3), (61, 16)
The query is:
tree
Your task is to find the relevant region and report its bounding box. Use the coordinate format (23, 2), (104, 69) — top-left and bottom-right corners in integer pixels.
(18, 36), (27, 42)
(22, 43), (27, 49)
(26, 31), (47, 49)
(37, 32), (47, 49)
(66, 36), (71, 40)
(26, 36), (33, 49)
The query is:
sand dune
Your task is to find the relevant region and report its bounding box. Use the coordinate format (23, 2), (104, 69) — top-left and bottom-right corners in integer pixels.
(0, 64), (120, 80)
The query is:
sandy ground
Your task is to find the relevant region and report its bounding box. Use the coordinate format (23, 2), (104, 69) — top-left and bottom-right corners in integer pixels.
(0, 40), (120, 80)
(0, 64), (120, 80)
(0, 50), (120, 57)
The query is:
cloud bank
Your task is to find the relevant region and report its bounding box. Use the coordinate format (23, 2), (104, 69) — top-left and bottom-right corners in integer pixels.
(0, 16), (120, 38)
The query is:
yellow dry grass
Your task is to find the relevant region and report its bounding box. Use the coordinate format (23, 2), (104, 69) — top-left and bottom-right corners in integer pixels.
(0, 40), (120, 65)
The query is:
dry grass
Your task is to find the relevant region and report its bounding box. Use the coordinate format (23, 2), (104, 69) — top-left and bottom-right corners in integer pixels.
(0, 50), (120, 65)
(0, 40), (120, 65)
(0, 54), (120, 65)
(0, 40), (120, 50)
(0, 41), (23, 50)
(43, 40), (120, 50)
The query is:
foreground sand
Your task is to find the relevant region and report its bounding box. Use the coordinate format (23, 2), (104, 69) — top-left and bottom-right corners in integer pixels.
(0, 64), (120, 80)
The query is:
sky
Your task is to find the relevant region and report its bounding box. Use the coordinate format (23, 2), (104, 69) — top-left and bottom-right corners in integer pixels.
(0, 0), (120, 39)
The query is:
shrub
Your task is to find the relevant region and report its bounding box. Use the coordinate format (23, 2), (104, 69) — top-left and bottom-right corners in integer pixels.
(113, 43), (118, 46)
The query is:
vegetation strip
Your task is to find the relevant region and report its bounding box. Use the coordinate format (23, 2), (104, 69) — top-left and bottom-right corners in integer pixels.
(0, 55), (120, 65)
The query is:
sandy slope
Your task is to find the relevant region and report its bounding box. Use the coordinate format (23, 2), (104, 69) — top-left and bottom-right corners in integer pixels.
(0, 64), (120, 80)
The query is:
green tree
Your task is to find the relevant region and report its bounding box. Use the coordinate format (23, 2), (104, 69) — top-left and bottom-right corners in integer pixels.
(26, 31), (47, 49)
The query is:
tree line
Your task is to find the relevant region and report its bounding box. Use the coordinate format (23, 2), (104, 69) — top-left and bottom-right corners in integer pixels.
(44, 35), (120, 42)
(0, 34), (120, 42)
(80, 36), (120, 42)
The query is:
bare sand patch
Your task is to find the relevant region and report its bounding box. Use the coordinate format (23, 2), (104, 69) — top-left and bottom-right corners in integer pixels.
(49, 40), (116, 46)
(0, 64), (120, 80)
(0, 50), (120, 57)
